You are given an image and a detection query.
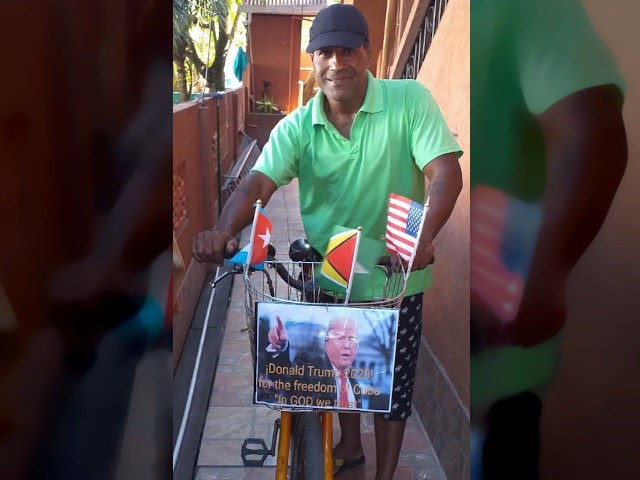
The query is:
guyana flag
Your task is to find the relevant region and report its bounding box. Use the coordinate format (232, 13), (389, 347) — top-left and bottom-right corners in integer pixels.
(320, 229), (361, 294)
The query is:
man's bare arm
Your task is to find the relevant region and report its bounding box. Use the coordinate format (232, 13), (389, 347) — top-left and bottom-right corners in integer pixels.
(506, 85), (627, 347)
(413, 152), (463, 270)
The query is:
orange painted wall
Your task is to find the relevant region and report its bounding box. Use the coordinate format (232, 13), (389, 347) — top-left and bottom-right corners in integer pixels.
(350, 0), (387, 76)
(418, 0), (470, 407)
(539, 2), (640, 477)
(249, 14), (302, 114)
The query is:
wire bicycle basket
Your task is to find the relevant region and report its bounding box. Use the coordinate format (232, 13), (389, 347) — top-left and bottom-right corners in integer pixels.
(242, 256), (408, 368)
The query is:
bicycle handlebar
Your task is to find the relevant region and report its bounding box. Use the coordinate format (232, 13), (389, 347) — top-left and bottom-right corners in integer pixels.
(215, 239), (432, 294)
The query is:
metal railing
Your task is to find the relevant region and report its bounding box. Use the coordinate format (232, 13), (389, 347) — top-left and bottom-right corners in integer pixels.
(241, 0), (326, 15)
(401, 0), (448, 80)
(243, 0), (325, 6)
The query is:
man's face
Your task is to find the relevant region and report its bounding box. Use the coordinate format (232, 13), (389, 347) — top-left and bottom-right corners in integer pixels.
(312, 45), (370, 106)
(324, 318), (359, 371)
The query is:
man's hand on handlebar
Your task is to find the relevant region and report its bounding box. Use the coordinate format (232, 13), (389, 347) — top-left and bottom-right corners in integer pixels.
(410, 240), (435, 271)
(191, 230), (239, 265)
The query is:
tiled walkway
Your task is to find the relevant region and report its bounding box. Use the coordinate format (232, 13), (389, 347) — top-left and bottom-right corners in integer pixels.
(194, 181), (446, 480)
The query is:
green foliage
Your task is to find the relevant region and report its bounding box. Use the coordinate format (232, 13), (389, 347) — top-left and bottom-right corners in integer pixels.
(254, 80), (281, 114)
(173, 0), (244, 100)
(254, 97), (280, 113)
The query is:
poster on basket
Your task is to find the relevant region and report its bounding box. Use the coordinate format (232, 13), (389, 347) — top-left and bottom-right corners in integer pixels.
(254, 302), (399, 413)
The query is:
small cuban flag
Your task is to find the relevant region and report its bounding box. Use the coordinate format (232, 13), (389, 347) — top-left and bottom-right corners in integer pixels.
(228, 200), (272, 269)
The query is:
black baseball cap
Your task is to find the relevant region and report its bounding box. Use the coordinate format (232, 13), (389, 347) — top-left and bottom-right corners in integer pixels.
(305, 4), (369, 53)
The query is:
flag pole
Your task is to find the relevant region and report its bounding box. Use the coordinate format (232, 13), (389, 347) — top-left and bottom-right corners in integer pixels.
(406, 196), (430, 277)
(344, 226), (363, 305)
(246, 199), (261, 267)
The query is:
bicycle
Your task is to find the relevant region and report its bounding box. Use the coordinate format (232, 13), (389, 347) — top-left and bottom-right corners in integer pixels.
(219, 239), (409, 480)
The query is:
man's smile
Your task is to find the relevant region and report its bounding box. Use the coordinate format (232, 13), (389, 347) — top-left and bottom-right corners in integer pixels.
(324, 74), (354, 84)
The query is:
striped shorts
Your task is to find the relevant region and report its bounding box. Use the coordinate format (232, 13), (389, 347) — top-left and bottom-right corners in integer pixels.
(380, 293), (423, 421)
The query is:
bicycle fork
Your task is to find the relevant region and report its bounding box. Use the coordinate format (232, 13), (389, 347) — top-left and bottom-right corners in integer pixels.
(278, 411), (334, 480)
(322, 412), (334, 480)
(275, 412), (292, 480)
(241, 411), (334, 480)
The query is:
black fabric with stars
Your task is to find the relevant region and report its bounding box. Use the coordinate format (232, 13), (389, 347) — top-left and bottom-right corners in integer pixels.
(380, 293), (423, 421)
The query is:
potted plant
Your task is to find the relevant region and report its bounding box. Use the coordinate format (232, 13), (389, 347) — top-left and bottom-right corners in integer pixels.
(254, 80), (281, 113)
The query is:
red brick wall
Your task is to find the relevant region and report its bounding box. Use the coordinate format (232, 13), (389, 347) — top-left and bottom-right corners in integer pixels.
(172, 88), (247, 369)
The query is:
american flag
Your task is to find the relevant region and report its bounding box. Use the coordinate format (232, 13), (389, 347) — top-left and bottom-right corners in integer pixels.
(470, 186), (527, 322)
(385, 193), (425, 262)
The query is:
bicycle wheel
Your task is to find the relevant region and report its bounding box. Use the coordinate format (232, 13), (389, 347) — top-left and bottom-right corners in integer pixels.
(290, 412), (324, 480)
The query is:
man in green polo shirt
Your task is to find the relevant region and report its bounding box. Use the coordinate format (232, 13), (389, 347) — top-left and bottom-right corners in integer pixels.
(192, 4), (462, 479)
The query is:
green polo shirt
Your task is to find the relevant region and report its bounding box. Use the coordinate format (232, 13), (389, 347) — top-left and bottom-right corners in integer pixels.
(470, 0), (625, 408)
(471, 0), (624, 201)
(253, 71), (461, 298)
